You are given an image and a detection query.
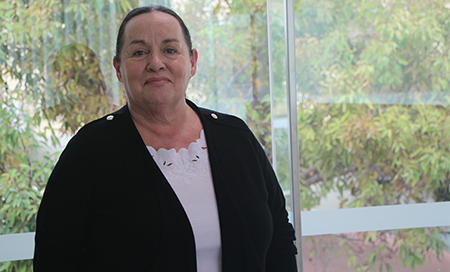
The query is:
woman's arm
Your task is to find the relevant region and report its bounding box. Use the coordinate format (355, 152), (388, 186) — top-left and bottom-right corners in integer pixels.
(34, 138), (94, 271)
(257, 140), (298, 272)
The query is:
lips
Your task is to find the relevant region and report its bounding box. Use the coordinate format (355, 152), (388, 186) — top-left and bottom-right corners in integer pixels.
(145, 77), (170, 85)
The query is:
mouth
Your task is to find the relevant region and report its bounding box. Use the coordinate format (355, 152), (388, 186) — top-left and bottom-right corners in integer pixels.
(145, 77), (170, 85)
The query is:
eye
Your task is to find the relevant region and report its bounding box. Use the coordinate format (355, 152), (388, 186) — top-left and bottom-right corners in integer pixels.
(133, 50), (146, 56)
(165, 48), (177, 54)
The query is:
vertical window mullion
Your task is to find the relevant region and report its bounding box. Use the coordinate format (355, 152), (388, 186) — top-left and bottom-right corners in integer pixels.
(283, 0), (303, 270)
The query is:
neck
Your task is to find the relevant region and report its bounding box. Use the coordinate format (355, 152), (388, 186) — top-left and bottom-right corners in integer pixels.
(130, 98), (187, 126)
(129, 100), (203, 150)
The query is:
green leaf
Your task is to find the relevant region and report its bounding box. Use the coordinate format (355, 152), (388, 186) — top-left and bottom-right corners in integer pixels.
(347, 256), (356, 267)
(368, 252), (377, 264)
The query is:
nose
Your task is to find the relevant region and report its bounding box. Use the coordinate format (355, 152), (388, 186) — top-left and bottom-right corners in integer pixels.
(146, 53), (165, 72)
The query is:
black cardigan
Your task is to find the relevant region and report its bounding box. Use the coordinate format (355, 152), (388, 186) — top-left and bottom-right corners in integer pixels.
(34, 100), (297, 271)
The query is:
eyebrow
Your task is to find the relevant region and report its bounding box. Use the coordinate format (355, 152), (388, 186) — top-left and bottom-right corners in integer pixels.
(162, 38), (180, 44)
(129, 38), (181, 46)
(129, 39), (147, 46)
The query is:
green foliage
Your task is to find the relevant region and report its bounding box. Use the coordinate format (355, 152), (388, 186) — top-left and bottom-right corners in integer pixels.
(0, 260), (33, 272)
(0, 89), (57, 272)
(298, 102), (450, 207)
(44, 43), (111, 134)
(0, 0), (132, 120)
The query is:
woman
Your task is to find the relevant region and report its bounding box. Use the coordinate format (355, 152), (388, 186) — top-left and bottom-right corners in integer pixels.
(34, 5), (297, 272)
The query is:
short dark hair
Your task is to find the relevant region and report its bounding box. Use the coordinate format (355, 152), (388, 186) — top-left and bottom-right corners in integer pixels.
(114, 5), (193, 64)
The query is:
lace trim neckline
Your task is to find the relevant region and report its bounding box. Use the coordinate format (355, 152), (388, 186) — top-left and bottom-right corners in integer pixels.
(146, 130), (206, 156)
(146, 130), (209, 183)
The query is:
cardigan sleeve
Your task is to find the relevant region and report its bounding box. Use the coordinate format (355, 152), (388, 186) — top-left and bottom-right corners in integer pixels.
(33, 136), (95, 272)
(255, 137), (298, 272)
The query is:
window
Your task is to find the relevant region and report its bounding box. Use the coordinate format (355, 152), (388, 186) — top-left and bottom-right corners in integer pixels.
(278, 0), (450, 271)
(1, 0), (449, 271)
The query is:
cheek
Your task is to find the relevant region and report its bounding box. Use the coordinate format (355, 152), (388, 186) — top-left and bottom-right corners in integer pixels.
(122, 65), (140, 83)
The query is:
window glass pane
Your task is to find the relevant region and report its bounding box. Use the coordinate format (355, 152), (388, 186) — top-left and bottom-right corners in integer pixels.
(294, 0), (450, 211)
(293, 0), (450, 271)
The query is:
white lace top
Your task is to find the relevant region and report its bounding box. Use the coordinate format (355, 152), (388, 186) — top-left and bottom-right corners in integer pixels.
(147, 130), (222, 272)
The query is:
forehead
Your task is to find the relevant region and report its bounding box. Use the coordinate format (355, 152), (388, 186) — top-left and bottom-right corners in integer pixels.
(124, 11), (183, 41)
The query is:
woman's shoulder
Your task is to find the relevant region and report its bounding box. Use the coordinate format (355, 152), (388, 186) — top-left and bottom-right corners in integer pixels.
(77, 105), (130, 134)
(66, 105), (135, 149)
(187, 100), (250, 131)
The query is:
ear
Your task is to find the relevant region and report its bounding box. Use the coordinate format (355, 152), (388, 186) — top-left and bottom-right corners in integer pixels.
(190, 49), (198, 78)
(113, 57), (123, 82)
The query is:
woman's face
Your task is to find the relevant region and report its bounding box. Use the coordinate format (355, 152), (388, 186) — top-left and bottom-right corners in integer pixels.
(113, 11), (198, 111)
